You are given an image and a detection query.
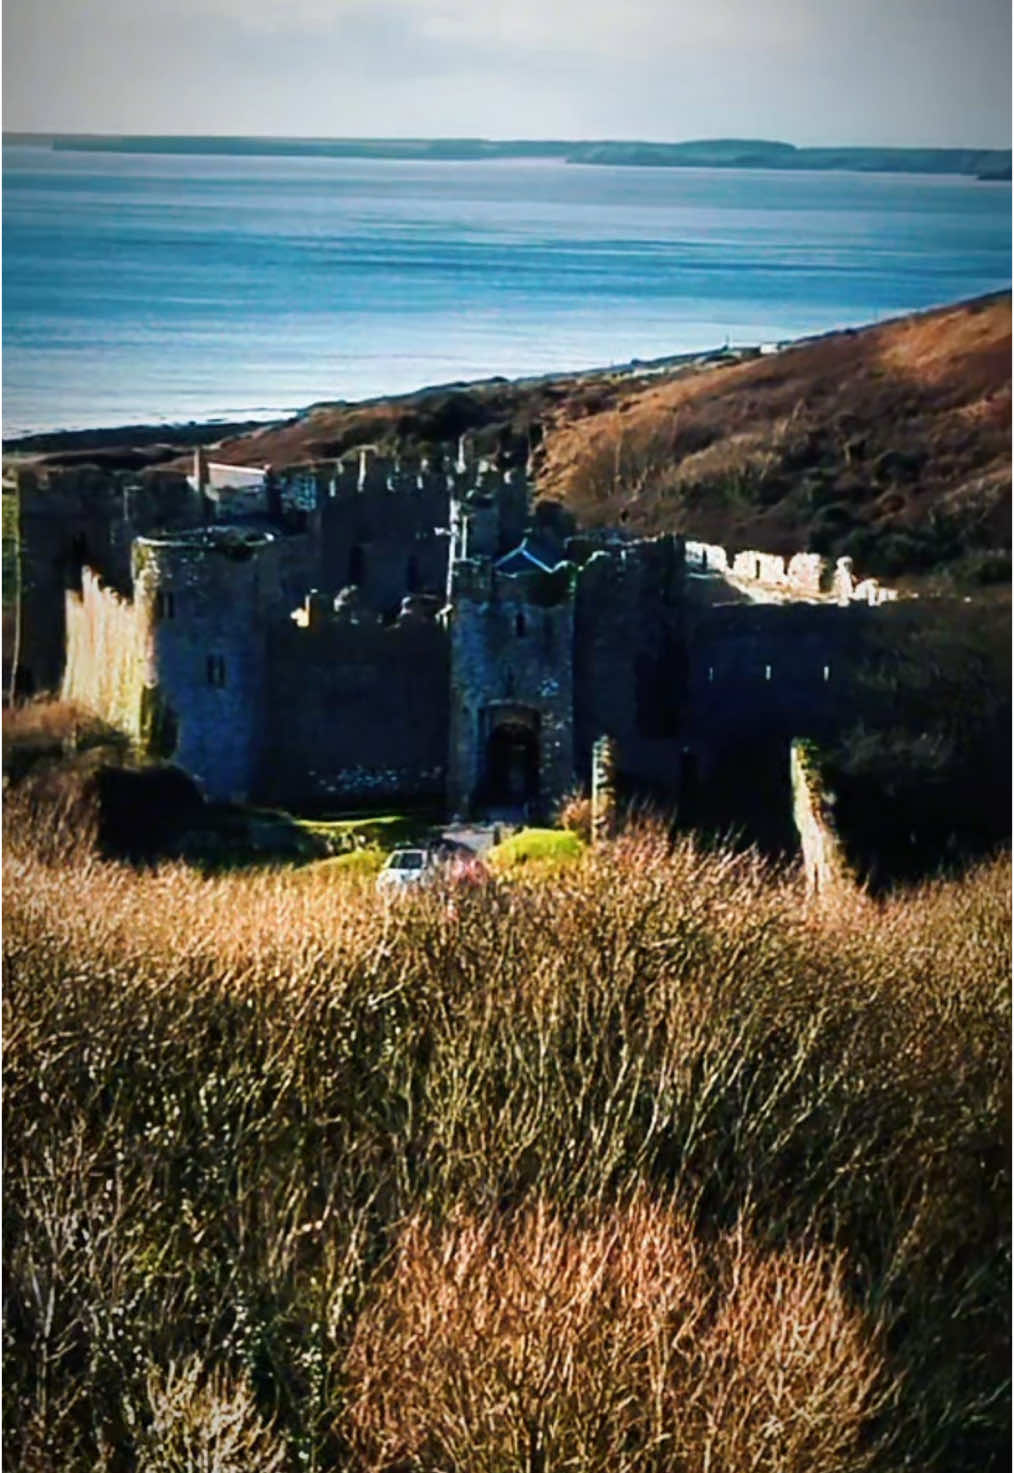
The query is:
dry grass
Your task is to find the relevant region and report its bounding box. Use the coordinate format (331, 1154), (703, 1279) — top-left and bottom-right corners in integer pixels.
(3, 799), (1010, 1471)
(2, 697), (124, 763)
(538, 294), (1011, 579)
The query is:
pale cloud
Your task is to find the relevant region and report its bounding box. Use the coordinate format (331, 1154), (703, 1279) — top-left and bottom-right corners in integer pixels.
(2, 0), (1009, 144)
(415, 0), (820, 56)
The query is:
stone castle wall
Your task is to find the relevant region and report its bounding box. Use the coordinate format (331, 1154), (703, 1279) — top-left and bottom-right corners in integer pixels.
(573, 534), (686, 789)
(682, 601), (878, 769)
(12, 464), (200, 696)
(790, 739), (856, 900)
(685, 538), (900, 606)
(447, 560), (576, 814)
(131, 528), (282, 802)
(263, 609), (449, 807)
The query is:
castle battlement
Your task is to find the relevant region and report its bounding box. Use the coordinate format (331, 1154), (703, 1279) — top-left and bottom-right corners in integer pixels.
(24, 426), (906, 818)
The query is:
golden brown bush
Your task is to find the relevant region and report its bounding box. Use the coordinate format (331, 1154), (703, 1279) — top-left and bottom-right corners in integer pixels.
(555, 786), (593, 843)
(344, 1196), (889, 1473)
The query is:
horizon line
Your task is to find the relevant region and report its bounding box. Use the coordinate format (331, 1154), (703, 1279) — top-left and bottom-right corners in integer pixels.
(3, 130), (1010, 153)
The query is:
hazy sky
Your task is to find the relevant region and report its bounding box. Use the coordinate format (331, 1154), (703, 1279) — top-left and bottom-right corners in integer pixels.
(3, 0), (1011, 146)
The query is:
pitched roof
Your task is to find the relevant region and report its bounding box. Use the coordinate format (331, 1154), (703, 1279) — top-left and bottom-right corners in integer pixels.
(495, 536), (559, 575)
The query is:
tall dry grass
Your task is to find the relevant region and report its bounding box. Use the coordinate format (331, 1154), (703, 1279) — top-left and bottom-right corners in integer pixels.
(3, 798), (1010, 1471)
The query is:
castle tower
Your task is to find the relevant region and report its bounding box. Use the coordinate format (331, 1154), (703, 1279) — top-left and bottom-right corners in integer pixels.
(446, 558), (576, 818)
(131, 526), (281, 801)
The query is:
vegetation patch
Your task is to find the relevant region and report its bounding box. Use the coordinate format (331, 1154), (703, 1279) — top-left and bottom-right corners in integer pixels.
(295, 811), (433, 855)
(3, 802), (1009, 1471)
(2, 487), (18, 613)
(2, 699), (129, 782)
(294, 846), (386, 883)
(487, 825), (587, 873)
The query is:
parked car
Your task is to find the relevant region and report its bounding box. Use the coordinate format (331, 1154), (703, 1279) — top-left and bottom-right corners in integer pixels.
(376, 843), (491, 896)
(376, 848), (436, 893)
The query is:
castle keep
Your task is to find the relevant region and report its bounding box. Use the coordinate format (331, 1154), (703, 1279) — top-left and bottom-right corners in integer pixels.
(9, 443), (893, 818)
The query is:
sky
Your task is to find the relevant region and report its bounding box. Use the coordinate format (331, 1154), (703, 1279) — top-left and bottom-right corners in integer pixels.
(3, 0), (1011, 147)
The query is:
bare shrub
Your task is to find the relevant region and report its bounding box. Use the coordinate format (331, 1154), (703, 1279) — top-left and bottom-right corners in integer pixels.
(343, 1196), (889, 1473)
(695, 1231), (889, 1472)
(3, 810), (1009, 1470)
(554, 786), (593, 843)
(140, 1359), (287, 1473)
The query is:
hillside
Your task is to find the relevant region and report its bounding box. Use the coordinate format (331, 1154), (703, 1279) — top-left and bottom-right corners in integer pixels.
(8, 294), (1010, 585)
(203, 293), (1011, 586)
(14, 133), (1010, 178)
(537, 293), (1011, 584)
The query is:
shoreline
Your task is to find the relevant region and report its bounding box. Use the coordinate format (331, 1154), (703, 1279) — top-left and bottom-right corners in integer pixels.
(3, 290), (1009, 468)
(2, 341), (767, 460)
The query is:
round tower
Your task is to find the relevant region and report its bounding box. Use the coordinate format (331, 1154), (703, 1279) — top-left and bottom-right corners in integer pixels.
(132, 526), (279, 801)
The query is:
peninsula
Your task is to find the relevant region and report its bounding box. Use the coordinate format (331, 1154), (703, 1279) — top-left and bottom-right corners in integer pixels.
(6, 132), (1011, 179)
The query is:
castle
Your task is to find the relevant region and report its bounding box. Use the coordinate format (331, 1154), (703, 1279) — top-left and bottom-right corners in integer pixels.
(7, 442), (895, 821)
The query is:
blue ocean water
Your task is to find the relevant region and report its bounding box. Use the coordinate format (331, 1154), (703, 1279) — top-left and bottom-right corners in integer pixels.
(2, 144), (1010, 437)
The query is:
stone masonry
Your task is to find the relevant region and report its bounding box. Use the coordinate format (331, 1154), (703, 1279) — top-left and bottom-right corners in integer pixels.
(11, 440), (904, 818)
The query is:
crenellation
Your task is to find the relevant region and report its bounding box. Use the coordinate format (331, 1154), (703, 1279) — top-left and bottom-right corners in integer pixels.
(10, 431), (906, 821)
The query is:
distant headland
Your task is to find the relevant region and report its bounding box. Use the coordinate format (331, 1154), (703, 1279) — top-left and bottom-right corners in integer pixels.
(5, 133), (1010, 180)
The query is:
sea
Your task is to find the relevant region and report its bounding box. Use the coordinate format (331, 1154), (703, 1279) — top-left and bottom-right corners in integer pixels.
(2, 143), (1011, 439)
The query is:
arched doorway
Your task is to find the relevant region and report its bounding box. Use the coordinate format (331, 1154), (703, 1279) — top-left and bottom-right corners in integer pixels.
(482, 708), (540, 808)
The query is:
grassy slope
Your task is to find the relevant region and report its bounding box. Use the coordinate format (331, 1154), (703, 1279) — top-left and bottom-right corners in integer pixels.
(537, 294), (1011, 580)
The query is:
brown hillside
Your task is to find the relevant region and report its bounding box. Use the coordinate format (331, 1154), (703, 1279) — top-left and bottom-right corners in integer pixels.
(537, 294), (1011, 583)
(16, 294), (1007, 584)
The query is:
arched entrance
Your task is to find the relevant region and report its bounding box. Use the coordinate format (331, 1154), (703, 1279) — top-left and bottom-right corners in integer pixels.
(482, 706), (540, 808)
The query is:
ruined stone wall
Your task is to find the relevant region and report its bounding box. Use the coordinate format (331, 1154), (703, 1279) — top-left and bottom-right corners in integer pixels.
(682, 601), (878, 761)
(313, 451), (454, 618)
(62, 569), (147, 738)
(132, 528), (281, 802)
(685, 538), (900, 606)
(305, 449), (528, 618)
(447, 560), (575, 815)
(12, 465), (200, 696)
(573, 534), (686, 791)
(263, 611), (449, 807)
(790, 739), (856, 900)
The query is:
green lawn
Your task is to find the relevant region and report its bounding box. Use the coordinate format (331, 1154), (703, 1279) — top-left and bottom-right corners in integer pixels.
(295, 810), (437, 853)
(487, 826), (587, 874)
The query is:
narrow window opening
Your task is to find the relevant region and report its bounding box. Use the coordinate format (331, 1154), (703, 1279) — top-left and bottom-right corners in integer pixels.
(764, 664), (772, 681)
(206, 654), (226, 688)
(515, 611), (527, 638)
(823, 664), (831, 682)
(155, 591), (176, 620)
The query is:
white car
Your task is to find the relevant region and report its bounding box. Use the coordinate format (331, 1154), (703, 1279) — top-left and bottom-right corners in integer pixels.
(376, 848), (437, 893)
(376, 843), (490, 895)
